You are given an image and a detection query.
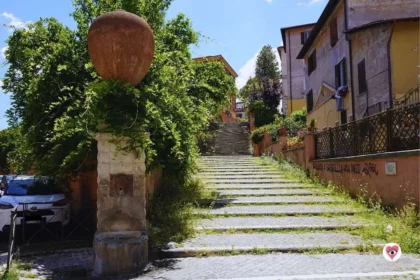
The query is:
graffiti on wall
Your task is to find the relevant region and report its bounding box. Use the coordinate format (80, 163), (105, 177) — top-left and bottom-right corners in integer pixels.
(314, 162), (379, 177)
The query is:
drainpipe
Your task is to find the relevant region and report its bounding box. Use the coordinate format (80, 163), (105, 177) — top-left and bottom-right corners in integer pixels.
(344, 0), (356, 120)
(387, 23), (395, 109)
(288, 31), (293, 115)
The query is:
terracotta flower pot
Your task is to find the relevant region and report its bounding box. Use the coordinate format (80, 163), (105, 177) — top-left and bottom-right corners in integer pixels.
(278, 128), (287, 136)
(88, 10), (155, 85)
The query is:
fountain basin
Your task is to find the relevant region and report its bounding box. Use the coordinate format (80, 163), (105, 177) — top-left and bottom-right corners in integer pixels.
(93, 231), (148, 276)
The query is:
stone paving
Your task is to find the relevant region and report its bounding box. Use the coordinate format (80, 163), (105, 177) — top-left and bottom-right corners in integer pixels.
(215, 189), (329, 196)
(196, 216), (364, 230)
(198, 204), (361, 216)
(213, 196), (344, 204)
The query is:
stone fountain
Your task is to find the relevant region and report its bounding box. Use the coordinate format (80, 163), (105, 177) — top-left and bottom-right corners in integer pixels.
(87, 10), (154, 276)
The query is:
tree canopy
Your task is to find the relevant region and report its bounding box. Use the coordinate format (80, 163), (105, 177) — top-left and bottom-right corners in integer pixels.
(2, 0), (235, 177)
(255, 45), (280, 81)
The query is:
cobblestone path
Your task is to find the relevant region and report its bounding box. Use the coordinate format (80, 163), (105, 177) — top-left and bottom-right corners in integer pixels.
(143, 156), (420, 279)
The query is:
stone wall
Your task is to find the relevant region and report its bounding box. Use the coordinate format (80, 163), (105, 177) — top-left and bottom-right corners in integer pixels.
(253, 132), (420, 209)
(313, 151), (420, 209)
(283, 147), (306, 169)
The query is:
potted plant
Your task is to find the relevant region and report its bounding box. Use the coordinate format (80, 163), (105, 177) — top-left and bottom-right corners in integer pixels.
(278, 127), (287, 136)
(307, 119), (316, 132)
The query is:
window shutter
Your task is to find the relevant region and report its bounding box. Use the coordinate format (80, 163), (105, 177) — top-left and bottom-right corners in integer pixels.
(313, 50), (317, 69)
(342, 58), (347, 86)
(335, 64), (340, 88)
(330, 18), (338, 46)
(358, 59), (367, 94)
(301, 32), (305, 45)
(307, 90), (313, 112)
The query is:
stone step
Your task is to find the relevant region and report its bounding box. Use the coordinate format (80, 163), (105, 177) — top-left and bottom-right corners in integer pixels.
(197, 175), (286, 179)
(206, 184), (314, 189)
(196, 204), (360, 216)
(196, 216), (364, 231)
(142, 254), (420, 279)
(211, 196), (344, 205)
(202, 179), (299, 184)
(161, 232), (379, 257)
(198, 167), (277, 172)
(198, 171), (282, 176)
(215, 189), (324, 196)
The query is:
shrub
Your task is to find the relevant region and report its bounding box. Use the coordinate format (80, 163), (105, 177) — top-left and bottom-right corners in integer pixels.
(250, 125), (269, 144)
(248, 100), (279, 127)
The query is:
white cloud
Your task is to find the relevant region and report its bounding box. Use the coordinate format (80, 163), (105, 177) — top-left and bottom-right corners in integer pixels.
(236, 47), (282, 90)
(297, 0), (325, 6)
(264, 0), (273, 3)
(1, 12), (30, 31)
(1, 46), (8, 59)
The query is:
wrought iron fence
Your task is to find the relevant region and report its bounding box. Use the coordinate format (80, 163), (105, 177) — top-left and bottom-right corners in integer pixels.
(4, 201), (95, 270)
(315, 102), (420, 159)
(6, 207), (17, 272)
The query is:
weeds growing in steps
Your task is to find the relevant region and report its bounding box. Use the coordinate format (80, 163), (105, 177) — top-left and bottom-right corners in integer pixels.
(258, 155), (420, 254)
(147, 177), (218, 247)
(0, 262), (34, 280)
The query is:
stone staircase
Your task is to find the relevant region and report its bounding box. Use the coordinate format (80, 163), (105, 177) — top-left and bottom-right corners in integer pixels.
(203, 123), (251, 156)
(143, 156), (420, 279)
(162, 156), (374, 257)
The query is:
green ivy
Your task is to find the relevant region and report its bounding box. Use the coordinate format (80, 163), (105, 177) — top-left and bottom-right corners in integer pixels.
(2, 0), (235, 245)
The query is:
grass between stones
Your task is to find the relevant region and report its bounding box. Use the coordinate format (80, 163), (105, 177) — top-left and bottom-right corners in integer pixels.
(189, 245), (382, 258)
(0, 262), (36, 280)
(199, 226), (363, 235)
(257, 155), (420, 255)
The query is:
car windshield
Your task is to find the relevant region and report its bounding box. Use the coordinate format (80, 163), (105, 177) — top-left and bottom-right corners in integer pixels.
(5, 179), (35, 195)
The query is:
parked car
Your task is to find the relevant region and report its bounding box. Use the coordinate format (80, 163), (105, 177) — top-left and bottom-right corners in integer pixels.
(0, 175), (71, 232)
(0, 175), (16, 195)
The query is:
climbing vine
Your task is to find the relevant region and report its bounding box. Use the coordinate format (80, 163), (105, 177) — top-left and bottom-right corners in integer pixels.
(2, 0), (235, 243)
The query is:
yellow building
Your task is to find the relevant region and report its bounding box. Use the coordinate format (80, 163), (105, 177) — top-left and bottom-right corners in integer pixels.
(294, 0), (419, 129)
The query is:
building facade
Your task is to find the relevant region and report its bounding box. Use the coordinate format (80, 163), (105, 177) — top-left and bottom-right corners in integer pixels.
(296, 0), (419, 129)
(278, 23), (315, 116)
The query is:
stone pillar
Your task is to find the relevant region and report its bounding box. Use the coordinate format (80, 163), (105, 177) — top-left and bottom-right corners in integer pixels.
(93, 133), (148, 276)
(304, 133), (316, 170)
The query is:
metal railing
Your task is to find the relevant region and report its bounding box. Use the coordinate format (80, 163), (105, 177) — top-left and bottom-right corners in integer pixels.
(394, 87), (420, 108)
(4, 201), (95, 270)
(315, 102), (420, 159)
(6, 207), (18, 271)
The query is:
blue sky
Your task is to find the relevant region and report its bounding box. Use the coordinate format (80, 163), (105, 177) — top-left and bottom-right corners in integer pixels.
(0, 0), (327, 129)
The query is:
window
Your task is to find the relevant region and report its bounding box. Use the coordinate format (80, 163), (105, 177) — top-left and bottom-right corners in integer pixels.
(335, 58), (346, 88)
(306, 89), (314, 112)
(358, 59), (367, 94)
(341, 110), (347, 125)
(301, 30), (311, 45)
(330, 17), (338, 46)
(308, 50), (316, 76)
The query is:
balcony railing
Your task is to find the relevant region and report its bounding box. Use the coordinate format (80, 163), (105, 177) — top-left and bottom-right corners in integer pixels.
(315, 102), (420, 159)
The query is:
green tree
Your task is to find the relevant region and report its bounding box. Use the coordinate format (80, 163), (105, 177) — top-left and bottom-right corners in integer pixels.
(0, 127), (20, 173)
(255, 45), (280, 80)
(2, 0), (235, 243)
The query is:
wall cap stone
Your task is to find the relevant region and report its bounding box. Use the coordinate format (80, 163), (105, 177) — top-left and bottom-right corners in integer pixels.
(314, 149), (420, 162)
(284, 146), (305, 153)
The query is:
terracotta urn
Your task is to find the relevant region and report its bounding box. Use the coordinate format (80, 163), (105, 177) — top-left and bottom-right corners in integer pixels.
(87, 10), (155, 85)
